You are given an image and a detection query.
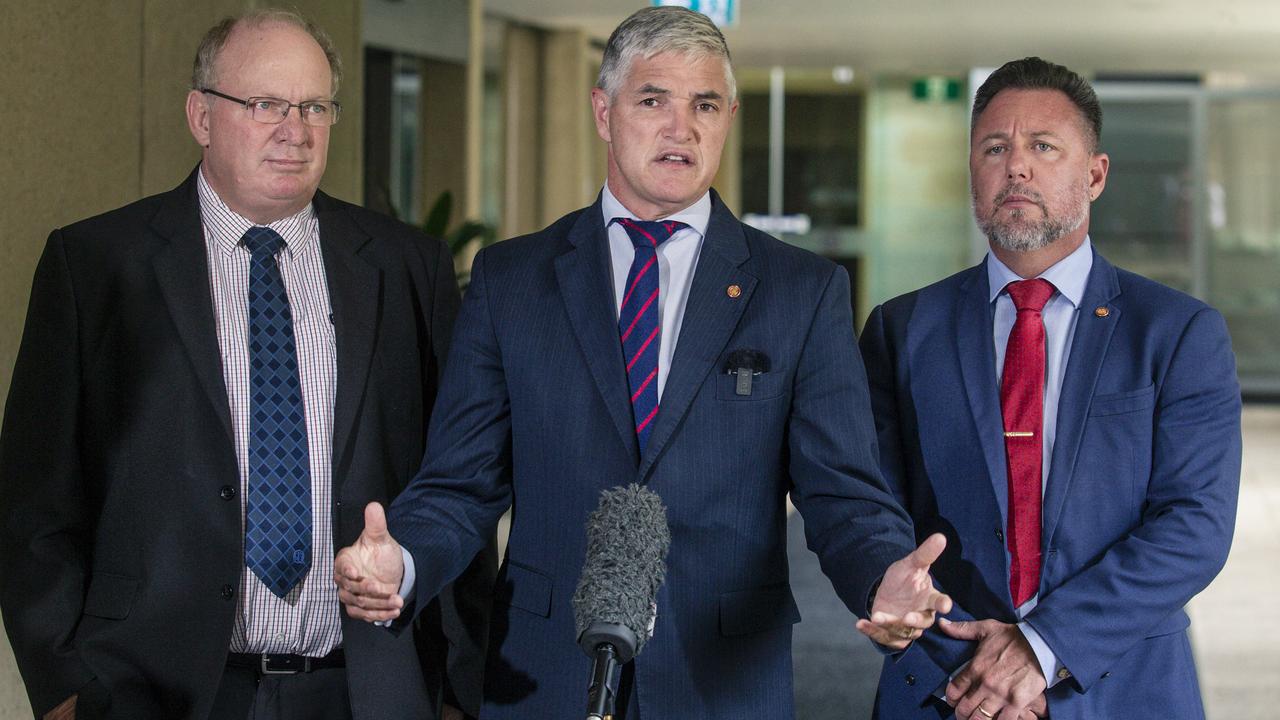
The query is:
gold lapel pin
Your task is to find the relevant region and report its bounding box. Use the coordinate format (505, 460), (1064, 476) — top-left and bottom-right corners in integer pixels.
(1094, 306), (1110, 318)
(727, 284), (742, 298)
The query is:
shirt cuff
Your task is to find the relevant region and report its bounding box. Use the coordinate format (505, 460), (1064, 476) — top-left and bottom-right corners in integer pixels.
(1018, 621), (1066, 687)
(373, 547), (416, 628)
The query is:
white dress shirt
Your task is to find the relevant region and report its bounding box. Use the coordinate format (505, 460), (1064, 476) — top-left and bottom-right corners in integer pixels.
(198, 169), (341, 655)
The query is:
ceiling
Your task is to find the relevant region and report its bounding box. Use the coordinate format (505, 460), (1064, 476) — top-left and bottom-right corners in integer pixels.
(482, 0), (1280, 78)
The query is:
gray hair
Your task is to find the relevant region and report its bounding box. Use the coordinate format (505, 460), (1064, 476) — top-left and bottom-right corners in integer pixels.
(597, 6), (736, 101)
(191, 9), (342, 96)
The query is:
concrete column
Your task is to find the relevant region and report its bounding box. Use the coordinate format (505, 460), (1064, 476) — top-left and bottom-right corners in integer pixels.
(502, 23), (542, 238)
(539, 29), (594, 226)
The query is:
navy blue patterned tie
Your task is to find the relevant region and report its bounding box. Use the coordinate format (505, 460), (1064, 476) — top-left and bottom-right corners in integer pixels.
(243, 226), (312, 598)
(612, 218), (687, 454)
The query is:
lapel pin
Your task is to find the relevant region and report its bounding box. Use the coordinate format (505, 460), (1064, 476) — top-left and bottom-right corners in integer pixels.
(1094, 306), (1110, 318)
(727, 284), (742, 298)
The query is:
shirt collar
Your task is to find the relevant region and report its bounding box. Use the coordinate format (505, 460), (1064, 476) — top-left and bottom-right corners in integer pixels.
(197, 166), (317, 258)
(600, 183), (711, 240)
(986, 237), (1094, 309)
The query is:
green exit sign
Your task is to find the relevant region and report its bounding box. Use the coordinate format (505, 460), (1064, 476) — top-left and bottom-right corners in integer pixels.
(912, 76), (962, 102)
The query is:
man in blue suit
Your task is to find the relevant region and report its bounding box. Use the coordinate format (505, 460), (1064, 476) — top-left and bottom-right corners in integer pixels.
(333, 6), (952, 718)
(859, 57), (1241, 719)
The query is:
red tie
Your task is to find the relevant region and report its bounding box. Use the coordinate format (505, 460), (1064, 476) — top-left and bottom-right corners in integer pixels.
(1001, 278), (1055, 607)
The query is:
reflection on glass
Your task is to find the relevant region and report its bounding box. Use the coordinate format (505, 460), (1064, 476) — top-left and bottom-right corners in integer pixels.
(1207, 97), (1280, 385)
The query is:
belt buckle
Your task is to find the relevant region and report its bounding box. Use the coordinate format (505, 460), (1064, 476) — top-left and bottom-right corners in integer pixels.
(260, 654), (308, 675)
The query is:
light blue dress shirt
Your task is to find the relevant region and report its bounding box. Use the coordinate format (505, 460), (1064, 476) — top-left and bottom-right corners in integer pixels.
(987, 237), (1094, 687)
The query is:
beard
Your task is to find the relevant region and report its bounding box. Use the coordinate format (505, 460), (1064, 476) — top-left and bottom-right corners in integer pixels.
(975, 182), (1089, 252)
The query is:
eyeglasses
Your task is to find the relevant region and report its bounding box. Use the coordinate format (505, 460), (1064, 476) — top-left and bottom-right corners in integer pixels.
(201, 88), (341, 127)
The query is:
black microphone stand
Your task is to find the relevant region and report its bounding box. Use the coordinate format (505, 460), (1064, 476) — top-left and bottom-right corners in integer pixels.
(580, 622), (638, 720)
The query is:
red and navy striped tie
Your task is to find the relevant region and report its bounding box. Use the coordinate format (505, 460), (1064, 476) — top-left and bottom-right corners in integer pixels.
(612, 217), (687, 454)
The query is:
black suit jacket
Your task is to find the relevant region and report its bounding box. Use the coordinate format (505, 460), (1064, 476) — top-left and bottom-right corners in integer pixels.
(0, 169), (495, 720)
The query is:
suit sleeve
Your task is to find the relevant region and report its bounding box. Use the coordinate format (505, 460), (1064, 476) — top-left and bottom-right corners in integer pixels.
(389, 247), (512, 625)
(787, 266), (917, 618)
(1025, 307), (1241, 693)
(0, 231), (97, 715)
(416, 240), (497, 718)
(858, 302), (983, 694)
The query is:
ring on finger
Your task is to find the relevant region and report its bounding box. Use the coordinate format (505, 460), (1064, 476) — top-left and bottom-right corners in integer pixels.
(976, 704), (995, 718)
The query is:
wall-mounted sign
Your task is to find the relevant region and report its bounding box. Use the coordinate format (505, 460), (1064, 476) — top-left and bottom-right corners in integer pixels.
(654, 0), (738, 28)
(912, 76), (963, 102)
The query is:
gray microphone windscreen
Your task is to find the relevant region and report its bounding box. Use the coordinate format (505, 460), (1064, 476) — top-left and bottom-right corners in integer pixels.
(571, 483), (671, 656)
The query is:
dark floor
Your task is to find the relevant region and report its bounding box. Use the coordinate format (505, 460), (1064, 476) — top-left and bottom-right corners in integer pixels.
(788, 512), (883, 719)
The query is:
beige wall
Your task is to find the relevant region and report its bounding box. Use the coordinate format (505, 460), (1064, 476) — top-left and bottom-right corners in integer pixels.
(0, 2), (361, 714)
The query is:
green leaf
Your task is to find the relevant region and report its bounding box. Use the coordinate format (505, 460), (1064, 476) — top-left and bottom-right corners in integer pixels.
(423, 190), (453, 237)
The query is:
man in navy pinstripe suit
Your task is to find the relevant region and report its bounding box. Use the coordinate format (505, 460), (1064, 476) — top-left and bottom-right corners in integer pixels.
(337, 7), (948, 718)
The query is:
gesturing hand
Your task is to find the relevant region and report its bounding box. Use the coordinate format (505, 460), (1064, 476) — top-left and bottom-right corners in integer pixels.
(334, 502), (407, 623)
(856, 533), (952, 649)
(941, 618), (1047, 719)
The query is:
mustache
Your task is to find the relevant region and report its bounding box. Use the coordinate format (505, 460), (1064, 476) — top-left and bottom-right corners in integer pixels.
(993, 184), (1047, 212)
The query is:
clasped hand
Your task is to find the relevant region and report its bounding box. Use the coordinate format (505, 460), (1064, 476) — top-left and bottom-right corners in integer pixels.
(941, 618), (1048, 719)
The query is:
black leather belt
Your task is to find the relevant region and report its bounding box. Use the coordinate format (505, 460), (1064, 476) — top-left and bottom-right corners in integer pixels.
(227, 649), (345, 675)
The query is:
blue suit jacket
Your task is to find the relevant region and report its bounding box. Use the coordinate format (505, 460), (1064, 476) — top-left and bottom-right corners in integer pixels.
(389, 191), (916, 718)
(858, 249), (1241, 719)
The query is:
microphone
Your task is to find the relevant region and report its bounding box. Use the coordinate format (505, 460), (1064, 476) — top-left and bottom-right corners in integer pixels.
(724, 348), (770, 396)
(571, 484), (671, 720)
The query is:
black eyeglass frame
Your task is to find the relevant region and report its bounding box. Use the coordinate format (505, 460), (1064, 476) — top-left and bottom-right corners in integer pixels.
(200, 88), (341, 126)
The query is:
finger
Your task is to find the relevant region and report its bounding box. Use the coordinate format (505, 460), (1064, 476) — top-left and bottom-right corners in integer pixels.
(338, 588), (404, 611)
(335, 576), (399, 599)
(343, 603), (403, 623)
(956, 692), (990, 720)
(946, 668), (975, 705)
(939, 617), (981, 640)
(363, 502), (391, 543)
(1028, 695), (1047, 716)
(908, 532), (947, 569)
(855, 618), (911, 650)
(333, 550), (364, 582)
(930, 589), (953, 615)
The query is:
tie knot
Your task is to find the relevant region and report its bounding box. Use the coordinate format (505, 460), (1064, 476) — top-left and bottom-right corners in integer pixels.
(612, 217), (689, 250)
(243, 226), (286, 259)
(1005, 278), (1055, 312)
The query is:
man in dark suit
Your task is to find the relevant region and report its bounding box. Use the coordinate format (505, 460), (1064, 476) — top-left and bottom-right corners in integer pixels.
(0, 10), (491, 720)
(860, 58), (1241, 719)
(335, 6), (950, 719)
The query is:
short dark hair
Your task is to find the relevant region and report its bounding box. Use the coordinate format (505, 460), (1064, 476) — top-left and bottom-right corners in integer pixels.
(972, 57), (1101, 152)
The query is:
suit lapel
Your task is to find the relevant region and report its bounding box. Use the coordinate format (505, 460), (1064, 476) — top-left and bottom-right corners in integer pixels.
(150, 171), (234, 446)
(954, 262), (1010, 522)
(554, 198), (642, 463)
(638, 193), (756, 480)
(315, 193), (381, 484)
(1042, 250), (1121, 547)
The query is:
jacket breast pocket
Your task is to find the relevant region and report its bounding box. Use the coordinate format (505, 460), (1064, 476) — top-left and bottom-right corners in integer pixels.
(714, 371), (788, 402)
(719, 583), (801, 636)
(82, 572), (138, 620)
(500, 560), (553, 618)
(1088, 384), (1155, 417)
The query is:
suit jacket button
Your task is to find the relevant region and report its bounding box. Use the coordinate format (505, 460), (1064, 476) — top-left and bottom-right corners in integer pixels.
(221, 584), (235, 600)
(220, 485), (236, 500)
(905, 674), (916, 686)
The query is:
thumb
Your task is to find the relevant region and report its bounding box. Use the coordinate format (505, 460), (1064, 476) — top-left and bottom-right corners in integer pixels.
(362, 502), (392, 544)
(938, 617), (981, 640)
(908, 533), (947, 570)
